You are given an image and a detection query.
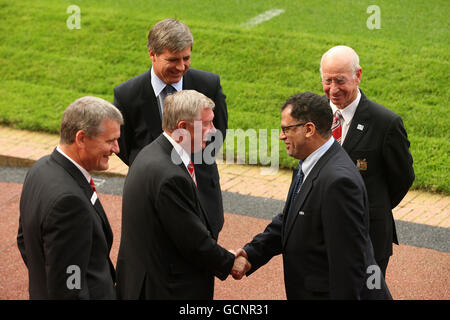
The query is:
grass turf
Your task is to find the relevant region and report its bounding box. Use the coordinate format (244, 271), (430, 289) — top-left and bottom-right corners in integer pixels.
(0, 0), (448, 192)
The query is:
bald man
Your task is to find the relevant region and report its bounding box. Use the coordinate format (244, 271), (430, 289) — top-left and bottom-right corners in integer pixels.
(320, 46), (415, 276)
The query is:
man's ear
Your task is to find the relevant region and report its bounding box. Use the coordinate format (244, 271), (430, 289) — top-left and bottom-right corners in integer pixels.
(355, 68), (362, 85)
(74, 130), (87, 148)
(170, 121), (190, 144)
(148, 48), (157, 62)
(304, 122), (316, 138)
(176, 120), (188, 130)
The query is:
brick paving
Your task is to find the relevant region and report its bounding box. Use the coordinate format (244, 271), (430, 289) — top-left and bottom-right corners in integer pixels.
(0, 183), (448, 300)
(0, 125), (448, 228)
(0, 125), (448, 300)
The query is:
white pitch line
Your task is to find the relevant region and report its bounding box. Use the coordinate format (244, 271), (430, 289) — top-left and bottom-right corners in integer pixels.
(241, 8), (285, 28)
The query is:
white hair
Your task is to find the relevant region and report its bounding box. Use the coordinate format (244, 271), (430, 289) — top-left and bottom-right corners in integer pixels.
(320, 45), (361, 78)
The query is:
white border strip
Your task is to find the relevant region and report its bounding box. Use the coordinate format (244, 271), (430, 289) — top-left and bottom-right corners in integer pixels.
(241, 8), (285, 28)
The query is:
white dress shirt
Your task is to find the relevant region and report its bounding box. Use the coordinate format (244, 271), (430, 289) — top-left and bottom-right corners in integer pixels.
(56, 146), (98, 204)
(151, 67), (183, 115)
(301, 136), (335, 183)
(163, 132), (196, 184)
(56, 146), (91, 184)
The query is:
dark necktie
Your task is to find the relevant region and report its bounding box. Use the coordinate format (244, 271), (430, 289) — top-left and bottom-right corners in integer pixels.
(159, 84), (176, 116)
(292, 160), (304, 201)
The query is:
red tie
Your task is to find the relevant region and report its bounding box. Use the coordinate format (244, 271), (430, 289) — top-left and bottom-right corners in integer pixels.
(332, 110), (343, 144)
(90, 177), (97, 193)
(187, 160), (197, 187)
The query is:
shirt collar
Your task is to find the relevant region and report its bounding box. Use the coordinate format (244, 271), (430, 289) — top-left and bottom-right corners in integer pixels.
(56, 145), (91, 183)
(330, 89), (361, 123)
(162, 132), (191, 169)
(301, 136), (334, 180)
(151, 67), (183, 97)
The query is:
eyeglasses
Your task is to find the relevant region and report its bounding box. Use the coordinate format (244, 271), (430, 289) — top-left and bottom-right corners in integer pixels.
(281, 122), (306, 134)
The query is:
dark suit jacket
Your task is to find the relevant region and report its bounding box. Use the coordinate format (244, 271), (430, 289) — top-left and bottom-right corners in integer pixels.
(244, 140), (392, 300)
(341, 90), (414, 261)
(113, 68), (227, 239)
(17, 149), (116, 299)
(116, 134), (234, 300)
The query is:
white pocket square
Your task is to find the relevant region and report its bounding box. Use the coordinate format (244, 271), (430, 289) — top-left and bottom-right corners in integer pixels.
(298, 211), (305, 215)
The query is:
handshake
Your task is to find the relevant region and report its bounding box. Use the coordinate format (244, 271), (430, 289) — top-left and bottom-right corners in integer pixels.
(229, 248), (251, 280)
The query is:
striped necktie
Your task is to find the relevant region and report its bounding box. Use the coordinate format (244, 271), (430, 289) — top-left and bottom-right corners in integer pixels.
(332, 110), (343, 144)
(187, 160), (197, 187)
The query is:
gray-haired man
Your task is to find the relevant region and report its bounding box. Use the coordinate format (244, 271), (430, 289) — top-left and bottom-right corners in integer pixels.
(17, 96), (122, 299)
(116, 90), (247, 299)
(113, 18), (228, 241)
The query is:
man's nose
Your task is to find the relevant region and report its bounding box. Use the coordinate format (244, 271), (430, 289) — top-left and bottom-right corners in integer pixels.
(175, 59), (185, 71)
(329, 82), (340, 93)
(112, 140), (120, 154)
(209, 122), (216, 134)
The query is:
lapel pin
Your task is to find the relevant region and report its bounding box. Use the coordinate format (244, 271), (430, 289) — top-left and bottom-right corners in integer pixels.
(299, 211), (305, 215)
(357, 124), (364, 131)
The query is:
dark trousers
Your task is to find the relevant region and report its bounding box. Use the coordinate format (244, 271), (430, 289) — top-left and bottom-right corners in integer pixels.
(377, 257), (390, 278)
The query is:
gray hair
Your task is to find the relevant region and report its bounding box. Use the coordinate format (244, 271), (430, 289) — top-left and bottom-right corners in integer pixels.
(60, 96), (123, 144)
(162, 90), (214, 131)
(319, 45), (361, 78)
(147, 18), (193, 53)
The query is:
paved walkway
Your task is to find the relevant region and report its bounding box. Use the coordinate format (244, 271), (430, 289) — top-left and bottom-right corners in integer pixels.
(0, 125), (448, 228)
(0, 125), (449, 300)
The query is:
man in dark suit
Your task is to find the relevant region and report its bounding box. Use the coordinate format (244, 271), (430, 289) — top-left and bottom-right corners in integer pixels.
(17, 96), (123, 299)
(320, 45), (415, 276)
(234, 92), (391, 299)
(116, 90), (246, 299)
(113, 18), (227, 239)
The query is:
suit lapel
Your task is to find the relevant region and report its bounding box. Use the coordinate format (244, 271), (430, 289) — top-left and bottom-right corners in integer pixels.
(282, 141), (340, 247)
(282, 172), (314, 247)
(156, 135), (214, 234)
(181, 69), (193, 90)
(92, 195), (114, 248)
(50, 149), (113, 248)
(342, 90), (370, 154)
(190, 178), (213, 235)
(282, 169), (299, 224)
(142, 69), (163, 132)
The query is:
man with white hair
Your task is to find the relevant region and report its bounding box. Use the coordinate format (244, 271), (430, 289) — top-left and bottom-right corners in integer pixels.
(320, 45), (415, 276)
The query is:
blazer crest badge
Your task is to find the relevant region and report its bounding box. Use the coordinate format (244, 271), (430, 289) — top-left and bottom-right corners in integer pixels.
(356, 158), (368, 171)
